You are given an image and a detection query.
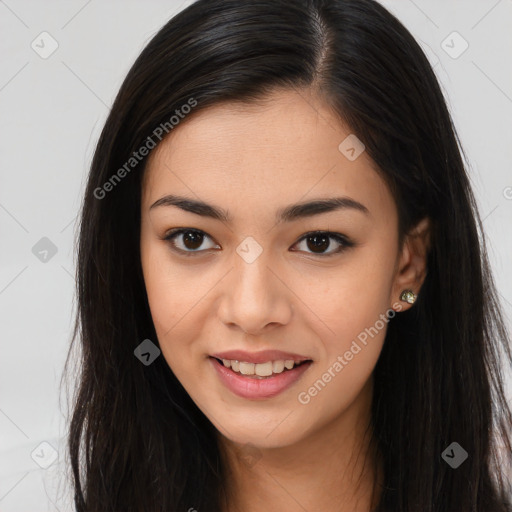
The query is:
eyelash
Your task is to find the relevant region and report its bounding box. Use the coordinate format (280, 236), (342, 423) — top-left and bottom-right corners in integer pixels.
(162, 228), (355, 258)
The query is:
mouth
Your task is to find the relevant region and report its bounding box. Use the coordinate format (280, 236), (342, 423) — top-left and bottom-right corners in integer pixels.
(209, 355), (313, 400)
(211, 356), (312, 379)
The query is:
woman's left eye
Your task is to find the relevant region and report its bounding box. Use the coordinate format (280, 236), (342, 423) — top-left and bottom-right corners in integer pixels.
(292, 231), (355, 256)
(163, 229), (354, 257)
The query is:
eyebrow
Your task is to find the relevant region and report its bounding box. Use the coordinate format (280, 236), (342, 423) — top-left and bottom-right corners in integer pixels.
(149, 194), (370, 223)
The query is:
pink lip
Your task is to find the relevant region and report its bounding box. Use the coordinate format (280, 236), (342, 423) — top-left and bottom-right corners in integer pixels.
(210, 349), (311, 364)
(210, 357), (313, 400)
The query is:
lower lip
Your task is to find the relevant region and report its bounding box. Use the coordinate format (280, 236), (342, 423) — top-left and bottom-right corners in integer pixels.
(210, 357), (313, 400)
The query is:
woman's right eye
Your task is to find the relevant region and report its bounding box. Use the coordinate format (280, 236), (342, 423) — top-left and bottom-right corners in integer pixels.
(163, 228), (220, 255)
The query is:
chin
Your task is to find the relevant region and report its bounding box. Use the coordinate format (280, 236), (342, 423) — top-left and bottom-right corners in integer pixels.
(207, 407), (311, 450)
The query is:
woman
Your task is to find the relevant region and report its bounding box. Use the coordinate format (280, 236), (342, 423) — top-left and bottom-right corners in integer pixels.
(64, 0), (512, 510)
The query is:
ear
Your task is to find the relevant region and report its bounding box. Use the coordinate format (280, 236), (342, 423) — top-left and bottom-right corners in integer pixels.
(390, 217), (431, 312)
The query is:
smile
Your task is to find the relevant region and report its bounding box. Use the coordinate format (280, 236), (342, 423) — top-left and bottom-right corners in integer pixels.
(209, 356), (313, 400)
(217, 358), (308, 377)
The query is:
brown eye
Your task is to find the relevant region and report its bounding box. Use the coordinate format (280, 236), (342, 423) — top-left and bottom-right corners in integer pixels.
(306, 233), (330, 253)
(291, 231), (354, 257)
(163, 229), (354, 258)
(180, 230), (204, 250)
(164, 229), (219, 254)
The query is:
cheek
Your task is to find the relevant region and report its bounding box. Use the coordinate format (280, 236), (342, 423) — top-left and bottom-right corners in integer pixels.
(140, 239), (204, 371)
(297, 243), (396, 401)
(140, 226), (208, 331)
(305, 243), (396, 343)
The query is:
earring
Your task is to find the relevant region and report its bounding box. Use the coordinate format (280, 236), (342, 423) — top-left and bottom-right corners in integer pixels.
(400, 289), (417, 304)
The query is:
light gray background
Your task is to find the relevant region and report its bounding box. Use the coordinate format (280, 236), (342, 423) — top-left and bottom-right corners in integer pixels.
(1, 1), (511, 510)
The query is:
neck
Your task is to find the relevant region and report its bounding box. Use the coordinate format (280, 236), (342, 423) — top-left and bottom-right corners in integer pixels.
(217, 378), (383, 512)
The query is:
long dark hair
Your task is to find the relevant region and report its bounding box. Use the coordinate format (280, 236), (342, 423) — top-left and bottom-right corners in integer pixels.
(63, 0), (512, 510)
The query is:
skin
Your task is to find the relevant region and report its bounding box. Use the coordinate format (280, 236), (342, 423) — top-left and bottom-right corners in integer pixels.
(140, 87), (430, 512)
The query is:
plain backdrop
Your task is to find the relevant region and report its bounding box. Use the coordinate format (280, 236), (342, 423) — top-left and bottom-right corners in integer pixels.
(0, 1), (511, 510)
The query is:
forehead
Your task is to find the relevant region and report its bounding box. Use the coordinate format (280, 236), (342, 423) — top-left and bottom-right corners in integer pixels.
(142, 88), (395, 223)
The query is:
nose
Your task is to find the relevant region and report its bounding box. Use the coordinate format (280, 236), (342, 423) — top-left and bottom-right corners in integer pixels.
(217, 250), (293, 336)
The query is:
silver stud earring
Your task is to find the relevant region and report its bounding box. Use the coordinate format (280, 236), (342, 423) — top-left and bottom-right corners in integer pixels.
(400, 289), (417, 304)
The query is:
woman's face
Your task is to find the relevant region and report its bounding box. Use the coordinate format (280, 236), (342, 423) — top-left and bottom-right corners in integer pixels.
(140, 88), (416, 449)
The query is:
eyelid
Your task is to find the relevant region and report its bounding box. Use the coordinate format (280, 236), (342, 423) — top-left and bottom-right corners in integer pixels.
(162, 228), (220, 256)
(292, 230), (355, 257)
(162, 228), (355, 257)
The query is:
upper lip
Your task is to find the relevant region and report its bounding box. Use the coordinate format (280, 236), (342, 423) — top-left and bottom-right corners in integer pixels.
(210, 350), (312, 364)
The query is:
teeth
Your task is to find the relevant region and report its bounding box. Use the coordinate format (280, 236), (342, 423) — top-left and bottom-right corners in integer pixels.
(219, 358), (306, 376)
(239, 362), (255, 375)
(272, 360), (285, 373)
(255, 361), (273, 377)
